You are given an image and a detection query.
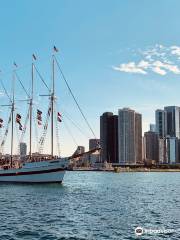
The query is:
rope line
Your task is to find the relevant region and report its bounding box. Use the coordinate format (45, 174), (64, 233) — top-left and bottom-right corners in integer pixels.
(54, 56), (97, 139)
(38, 101), (51, 153)
(34, 65), (51, 91)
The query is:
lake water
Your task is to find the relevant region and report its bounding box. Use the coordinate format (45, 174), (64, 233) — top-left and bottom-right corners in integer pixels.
(0, 171), (180, 240)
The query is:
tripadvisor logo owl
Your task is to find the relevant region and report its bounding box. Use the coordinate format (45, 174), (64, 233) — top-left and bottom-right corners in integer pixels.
(135, 227), (143, 236)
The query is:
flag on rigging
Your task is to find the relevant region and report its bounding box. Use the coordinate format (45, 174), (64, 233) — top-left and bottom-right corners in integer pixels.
(32, 54), (37, 61)
(16, 114), (21, 123)
(16, 114), (23, 130)
(0, 118), (3, 128)
(48, 107), (51, 116)
(53, 46), (58, 52)
(37, 109), (42, 126)
(57, 112), (62, 122)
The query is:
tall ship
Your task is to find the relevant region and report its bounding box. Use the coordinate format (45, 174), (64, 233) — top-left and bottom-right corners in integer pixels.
(0, 47), (99, 183)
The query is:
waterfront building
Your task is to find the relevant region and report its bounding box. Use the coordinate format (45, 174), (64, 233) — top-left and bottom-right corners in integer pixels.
(118, 108), (142, 164)
(144, 131), (159, 162)
(100, 112), (119, 163)
(178, 140), (180, 163)
(20, 142), (27, 156)
(150, 123), (156, 132)
(166, 137), (179, 164)
(73, 146), (85, 156)
(142, 136), (146, 163)
(156, 106), (180, 139)
(164, 106), (180, 138)
(89, 139), (100, 151)
(155, 109), (167, 138)
(158, 138), (167, 164)
(155, 107), (180, 164)
(77, 146), (85, 154)
(135, 113), (143, 164)
(89, 153), (100, 165)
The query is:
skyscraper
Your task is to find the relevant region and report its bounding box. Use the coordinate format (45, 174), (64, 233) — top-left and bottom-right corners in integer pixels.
(164, 106), (180, 138)
(155, 109), (167, 138)
(150, 123), (156, 132)
(158, 138), (167, 164)
(144, 131), (159, 162)
(156, 106), (180, 139)
(155, 106), (180, 164)
(100, 112), (119, 163)
(118, 108), (142, 164)
(166, 137), (179, 164)
(89, 139), (100, 151)
(135, 113), (143, 164)
(20, 142), (27, 160)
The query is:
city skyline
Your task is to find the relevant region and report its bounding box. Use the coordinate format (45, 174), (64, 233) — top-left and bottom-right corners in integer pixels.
(100, 104), (180, 165)
(1, 1), (180, 155)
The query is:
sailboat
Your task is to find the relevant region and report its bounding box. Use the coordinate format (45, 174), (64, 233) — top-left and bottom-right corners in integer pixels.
(0, 48), (70, 183)
(0, 47), (100, 183)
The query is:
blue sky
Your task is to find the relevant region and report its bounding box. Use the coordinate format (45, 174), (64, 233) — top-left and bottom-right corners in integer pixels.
(0, 0), (180, 155)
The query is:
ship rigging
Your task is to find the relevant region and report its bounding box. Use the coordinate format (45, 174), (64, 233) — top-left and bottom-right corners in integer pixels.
(0, 47), (100, 183)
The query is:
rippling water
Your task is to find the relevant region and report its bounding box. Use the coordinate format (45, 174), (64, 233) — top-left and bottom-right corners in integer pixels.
(0, 171), (180, 240)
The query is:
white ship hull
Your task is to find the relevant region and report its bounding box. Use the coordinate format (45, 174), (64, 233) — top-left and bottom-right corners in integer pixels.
(0, 158), (69, 183)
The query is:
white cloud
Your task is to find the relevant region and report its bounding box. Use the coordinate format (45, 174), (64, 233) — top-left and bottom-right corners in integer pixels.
(152, 67), (167, 75)
(113, 44), (180, 76)
(163, 64), (180, 74)
(138, 60), (150, 69)
(113, 59), (180, 76)
(112, 62), (147, 74)
(170, 46), (180, 56)
(152, 60), (180, 74)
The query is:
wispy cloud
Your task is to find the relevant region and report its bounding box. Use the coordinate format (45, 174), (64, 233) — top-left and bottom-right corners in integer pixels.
(170, 46), (180, 57)
(113, 44), (180, 76)
(112, 62), (147, 74)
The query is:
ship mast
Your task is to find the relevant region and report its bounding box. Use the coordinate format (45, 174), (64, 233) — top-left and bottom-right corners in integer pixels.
(29, 60), (34, 159)
(10, 71), (15, 167)
(51, 55), (55, 157)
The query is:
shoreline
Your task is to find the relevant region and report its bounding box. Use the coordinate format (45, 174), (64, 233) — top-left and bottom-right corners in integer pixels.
(68, 167), (180, 172)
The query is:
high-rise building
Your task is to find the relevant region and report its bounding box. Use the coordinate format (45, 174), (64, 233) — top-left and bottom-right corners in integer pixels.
(178, 140), (180, 163)
(156, 106), (180, 138)
(118, 108), (142, 164)
(135, 113), (143, 164)
(155, 109), (167, 138)
(155, 107), (180, 164)
(150, 123), (156, 132)
(89, 139), (100, 151)
(100, 112), (118, 163)
(158, 138), (167, 164)
(20, 142), (27, 159)
(164, 106), (180, 138)
(166, 137), (179, 164)
(142, 136), (146, 162)
(144, 131), (159, 162)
